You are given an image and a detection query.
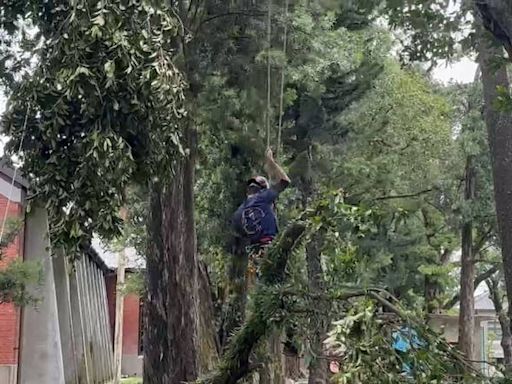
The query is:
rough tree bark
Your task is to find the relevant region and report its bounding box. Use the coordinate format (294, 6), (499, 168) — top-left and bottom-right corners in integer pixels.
(144, 129), (217, 383)
(458, 155), (476, 361)
(478, 24), (512, 370)
(476, 0), (512, 58)
(486, 274), (512, 372)
(306, 232), (328, 384)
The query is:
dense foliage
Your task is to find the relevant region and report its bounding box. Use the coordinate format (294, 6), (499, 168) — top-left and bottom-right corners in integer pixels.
(1, 0), (512, 383)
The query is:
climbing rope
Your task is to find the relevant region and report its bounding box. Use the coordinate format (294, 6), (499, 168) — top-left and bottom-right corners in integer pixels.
(265, 0), (288, 155)
(0, 104), (30, 245)
(276, 0), (289, 157)
(266, 0), (272, 149)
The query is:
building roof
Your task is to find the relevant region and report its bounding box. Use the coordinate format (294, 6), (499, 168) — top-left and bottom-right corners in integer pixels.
(91, 236), (145, 271)
(475, 291), (497, 312)
(85, 245), (113, 273)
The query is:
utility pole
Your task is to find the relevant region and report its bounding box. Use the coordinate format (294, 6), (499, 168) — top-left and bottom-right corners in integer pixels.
(113, 207), (128, 384)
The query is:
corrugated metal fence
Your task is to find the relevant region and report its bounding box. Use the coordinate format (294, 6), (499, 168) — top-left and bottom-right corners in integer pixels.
(19, 206), (114, 384)
(55, 252), (115, 384)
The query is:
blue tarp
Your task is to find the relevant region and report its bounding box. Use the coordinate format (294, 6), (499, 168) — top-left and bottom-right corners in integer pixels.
(392, 326), (425, 376)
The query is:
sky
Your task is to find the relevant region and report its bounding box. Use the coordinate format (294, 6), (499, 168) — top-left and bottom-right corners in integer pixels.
(432, 57), (479, 84)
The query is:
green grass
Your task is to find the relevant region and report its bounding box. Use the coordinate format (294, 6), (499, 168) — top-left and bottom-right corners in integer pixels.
(121, 378), (142, 384)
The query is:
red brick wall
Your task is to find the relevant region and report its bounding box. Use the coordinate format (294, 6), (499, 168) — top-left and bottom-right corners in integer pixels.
(0, 194), (24, 366)
(122, 293), (141, 355)
(105, 273), (142, 356)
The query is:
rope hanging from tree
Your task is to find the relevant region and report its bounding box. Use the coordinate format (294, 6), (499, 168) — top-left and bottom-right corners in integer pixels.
(0, 104), (30, 245)
(266, 0), (272, 149)
(265, 0), (288, 155)
(276, 0), (289, 157)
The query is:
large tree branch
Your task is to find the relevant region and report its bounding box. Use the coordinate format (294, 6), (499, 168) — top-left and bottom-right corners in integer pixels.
(199, 11), (266, 28)
(443, 265), (500, 310)
(373, 188), (434, 201)
(472, 226), (493, 255)
(197, 223), (306, 384)
(476, 0), (512, 59)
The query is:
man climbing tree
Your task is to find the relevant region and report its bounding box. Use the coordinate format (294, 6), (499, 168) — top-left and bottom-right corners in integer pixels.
(231, 147), (290, 293)
(232, 147), (290, 255)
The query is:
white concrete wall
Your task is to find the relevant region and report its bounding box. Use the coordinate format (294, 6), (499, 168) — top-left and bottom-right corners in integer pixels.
(18, 205), (114, 384)
(18, 206), (65, 384)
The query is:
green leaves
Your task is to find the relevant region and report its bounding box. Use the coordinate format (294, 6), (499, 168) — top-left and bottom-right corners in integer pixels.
(2, 0), (185, 258)
(0, 259), (42, 306)
(325, 299), (481, 383)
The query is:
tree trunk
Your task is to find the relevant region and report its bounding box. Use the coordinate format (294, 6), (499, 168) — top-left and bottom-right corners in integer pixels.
(283, 325), (302, 381)
(307, 232), (328, 384)
(476, 0), (512, 58)
(478, 24), (512, 369)
(458, 155), (476, 361)
(198, 260), (221, 374)
(144, 128), (216, 383)
(220, 237), (250, 350)
(259, 331), (285, 384)
(487, 276), (512, 372)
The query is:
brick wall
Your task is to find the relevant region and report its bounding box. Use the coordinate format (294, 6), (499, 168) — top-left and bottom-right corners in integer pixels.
(0, 194), (24, 366)
(105, 273), (142, 355)
(122, 293), (141, 355)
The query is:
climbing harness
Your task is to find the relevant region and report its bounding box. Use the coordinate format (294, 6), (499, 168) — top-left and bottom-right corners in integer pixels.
(245, 238), (273, 288)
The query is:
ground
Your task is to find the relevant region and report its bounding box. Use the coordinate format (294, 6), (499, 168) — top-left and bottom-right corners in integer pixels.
(121, 378), (142, 384)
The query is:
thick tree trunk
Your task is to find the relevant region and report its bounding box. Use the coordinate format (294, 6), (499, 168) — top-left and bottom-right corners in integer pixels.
(306, 232), (328, 384)
(458, 155), (476, 361)
(144, 128), (216, 383)
(478, 25), (512, 370)
(144, 181), (172, 383)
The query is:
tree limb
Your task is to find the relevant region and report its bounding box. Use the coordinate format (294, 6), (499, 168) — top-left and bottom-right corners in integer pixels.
(199, 11), (266, 27)
(196, 223), (306, 384)
(476, 0), (512, 59)
(443, 265), (500, 310)
(373, 188), (434, 201)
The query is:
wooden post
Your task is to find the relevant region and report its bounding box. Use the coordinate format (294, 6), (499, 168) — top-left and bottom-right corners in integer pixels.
(113, 207), (128, 383)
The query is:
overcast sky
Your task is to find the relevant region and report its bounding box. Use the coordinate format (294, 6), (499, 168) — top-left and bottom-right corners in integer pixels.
(432, 57), (478, 84)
